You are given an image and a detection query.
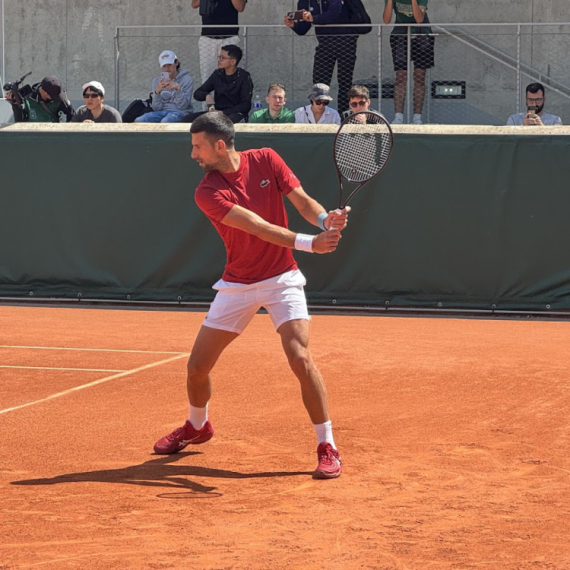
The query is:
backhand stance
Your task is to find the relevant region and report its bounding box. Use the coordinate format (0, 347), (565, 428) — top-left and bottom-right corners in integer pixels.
(153, 112), (350, 479)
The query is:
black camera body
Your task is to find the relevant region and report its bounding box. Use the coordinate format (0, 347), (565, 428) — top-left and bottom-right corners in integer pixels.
(2, 71), (33, 101)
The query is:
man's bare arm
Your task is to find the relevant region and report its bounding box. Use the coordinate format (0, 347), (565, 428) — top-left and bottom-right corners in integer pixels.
(232, 0), (247, 12)
(287, 186), (350, 231)
(221, 204), (341, 253)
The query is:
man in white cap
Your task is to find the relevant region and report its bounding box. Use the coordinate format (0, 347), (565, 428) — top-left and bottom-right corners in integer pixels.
(136, 50), (194, 123)
(294, 83), (341, 124)
(72, 81), (122, 123)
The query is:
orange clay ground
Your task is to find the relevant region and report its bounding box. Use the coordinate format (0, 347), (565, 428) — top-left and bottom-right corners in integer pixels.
(1, 305), (569, 569)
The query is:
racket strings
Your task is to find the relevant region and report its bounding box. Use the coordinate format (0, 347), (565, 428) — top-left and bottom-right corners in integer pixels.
(334, 114), (393, 183)
(335, 131), (392, 182)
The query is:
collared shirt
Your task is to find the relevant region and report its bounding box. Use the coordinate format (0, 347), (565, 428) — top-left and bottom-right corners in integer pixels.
(294, 105), (341, 124)
(249, 107), (296, 124)
(506, 112), (562, 126)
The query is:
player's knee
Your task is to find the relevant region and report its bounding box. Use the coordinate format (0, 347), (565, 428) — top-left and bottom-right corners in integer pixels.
(186, 358), (210, 383)
(287, 351), (312, 378)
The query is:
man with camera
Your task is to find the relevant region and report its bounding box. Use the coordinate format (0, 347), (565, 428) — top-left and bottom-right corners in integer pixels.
(5, 75), (74, 123)
(284, 0), (360, 115)
(507, 82), (562, 126)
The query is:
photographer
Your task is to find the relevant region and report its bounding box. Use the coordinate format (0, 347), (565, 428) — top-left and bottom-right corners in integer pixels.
(6, 76), (74, 123)
(507, 83), (562, 126)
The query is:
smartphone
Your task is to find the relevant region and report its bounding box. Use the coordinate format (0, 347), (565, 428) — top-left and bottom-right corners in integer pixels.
(161, 72), (171, 81)
(287, 10), (304, 21)
(527, 105), (538, 114)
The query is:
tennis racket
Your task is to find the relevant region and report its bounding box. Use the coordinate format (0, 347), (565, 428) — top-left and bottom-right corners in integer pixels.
(333, 111), (394, 209)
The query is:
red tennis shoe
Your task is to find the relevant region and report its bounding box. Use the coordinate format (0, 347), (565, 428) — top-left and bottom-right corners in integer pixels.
(313, 442), (342, 479)
(153, 420), (214, 454)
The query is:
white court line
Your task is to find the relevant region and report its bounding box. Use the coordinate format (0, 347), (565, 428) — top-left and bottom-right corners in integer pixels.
(0, 353), (189, 416)
(0, 365), (125, 372)
(0, 345), (184, 355)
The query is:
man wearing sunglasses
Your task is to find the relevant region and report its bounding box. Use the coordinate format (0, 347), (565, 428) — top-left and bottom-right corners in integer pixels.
(72, 81), (122, 123)
(507, 82), (562, 126)
(294, 83), (341, 124)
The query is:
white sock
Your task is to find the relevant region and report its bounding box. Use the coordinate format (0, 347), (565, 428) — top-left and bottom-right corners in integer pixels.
(413, 113), (422, 122)
(189, 403), (208, 430)
(314, 420), (336, 449)
(395, 112), (404, 120)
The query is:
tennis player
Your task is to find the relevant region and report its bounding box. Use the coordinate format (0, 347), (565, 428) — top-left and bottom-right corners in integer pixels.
(153, 112), (349, 479)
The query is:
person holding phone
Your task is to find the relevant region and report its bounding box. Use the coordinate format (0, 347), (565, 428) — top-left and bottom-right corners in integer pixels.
(507, 82), (562, 126)
(135, 50), (194, 123)
(284, 0), (360, 115)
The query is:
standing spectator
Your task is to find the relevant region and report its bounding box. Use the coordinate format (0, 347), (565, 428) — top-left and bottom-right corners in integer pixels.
(295, 83), (341, 124)
(186, 44), (253, 124)
(135, 50), (194, 123)
(383, 0), (434, 125)
(284, 0), (359, 115)
(250, 83), (295, 124)
(192, 0), (247, 109)
(507, 83), (562, 126)
(6, 76), (74, 123)
(72, 81), (122, 123)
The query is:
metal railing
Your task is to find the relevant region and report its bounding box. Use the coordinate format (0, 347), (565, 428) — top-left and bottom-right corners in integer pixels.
(114, 23), (570, 125)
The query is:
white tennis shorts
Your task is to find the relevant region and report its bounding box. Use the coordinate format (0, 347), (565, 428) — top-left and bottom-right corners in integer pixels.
(203, 269), (310, 334)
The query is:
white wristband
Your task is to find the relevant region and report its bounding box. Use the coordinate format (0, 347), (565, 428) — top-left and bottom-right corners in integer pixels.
(317, 212), (328, 231)
(294, 233), (315, 253)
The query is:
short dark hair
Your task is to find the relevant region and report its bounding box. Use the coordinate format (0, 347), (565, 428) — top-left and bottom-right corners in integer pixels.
(347, 85), (370, 100)
(83, 86), (104, 98)
(190, 112), (235, 148)
(221, 44), (242, 65)
(526, 82), (545, 96)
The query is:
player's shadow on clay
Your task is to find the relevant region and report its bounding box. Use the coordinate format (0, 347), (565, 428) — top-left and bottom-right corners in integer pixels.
(10, 453), (313, 497)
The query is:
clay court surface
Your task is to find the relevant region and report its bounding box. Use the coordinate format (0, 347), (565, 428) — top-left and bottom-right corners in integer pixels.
(1, 305), (569, 569)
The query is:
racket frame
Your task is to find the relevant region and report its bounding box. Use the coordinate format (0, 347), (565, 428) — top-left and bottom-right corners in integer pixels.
(333, 110), (394, 209)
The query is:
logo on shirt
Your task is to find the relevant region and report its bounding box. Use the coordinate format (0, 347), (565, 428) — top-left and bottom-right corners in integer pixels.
(260, 179), (270, 188)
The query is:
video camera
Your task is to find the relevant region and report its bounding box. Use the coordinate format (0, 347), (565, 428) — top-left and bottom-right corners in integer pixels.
(2, 71), (33, 103)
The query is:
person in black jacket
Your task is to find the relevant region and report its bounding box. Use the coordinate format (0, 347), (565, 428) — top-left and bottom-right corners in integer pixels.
(185, 44), (253, 123)
(284, 0), (359, 114)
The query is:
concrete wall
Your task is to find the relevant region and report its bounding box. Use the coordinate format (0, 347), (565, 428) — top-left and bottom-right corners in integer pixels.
(3, 1), (570, 120)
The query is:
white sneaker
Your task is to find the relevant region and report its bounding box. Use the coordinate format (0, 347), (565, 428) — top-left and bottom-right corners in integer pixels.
(392, 113), (404, 125)
(413, 114), (423, 125)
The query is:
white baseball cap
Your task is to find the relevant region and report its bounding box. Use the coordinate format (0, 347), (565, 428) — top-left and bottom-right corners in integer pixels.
(82, 81), (105, 96)
(159, 50), (177, 66)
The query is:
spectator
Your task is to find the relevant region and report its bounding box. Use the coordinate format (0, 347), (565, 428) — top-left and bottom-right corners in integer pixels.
(294, 83), (341, 125)
(191, 0), (247, 110)
(342, 84), (374, 119)
(383, 0), (434, 125)
(284, 0), (359, 114)
(250, 83), (295, 123)
(72, 81), (122, 123)
(186, 44), (253, 124)
(6, 76), (74, 123)
(507, 83), (562, 126)
(135, 50), (194, 123)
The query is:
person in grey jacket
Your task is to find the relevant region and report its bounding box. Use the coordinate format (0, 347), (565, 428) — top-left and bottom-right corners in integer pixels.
(136, 50), (194, 123)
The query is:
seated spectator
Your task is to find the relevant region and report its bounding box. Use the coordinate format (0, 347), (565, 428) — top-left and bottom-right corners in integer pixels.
(507, 82), (562, 126)
(294, 83), (341, 125)
(6, 76), (74, 123)
(250, 83), (295, 123)
(341, 85), (388, 124)
(72, 81), (122, 123)
(135, 50), (194, 123)
(185, 44), (253, 124)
